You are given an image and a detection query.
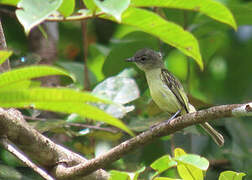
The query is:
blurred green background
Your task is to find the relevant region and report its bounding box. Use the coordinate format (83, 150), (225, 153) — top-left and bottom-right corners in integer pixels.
(0, 0), (252, 179)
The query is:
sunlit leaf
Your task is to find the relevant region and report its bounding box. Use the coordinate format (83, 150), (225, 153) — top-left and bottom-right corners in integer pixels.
(83, 0), (97, 12)
(0, 88), (134, 136)
(174, 154), (209, 171)
(16, 0), (62, 34)
(94, 0), (130, 22)
(109, 170), (130, 180)
(0, 65), (75, 88)
(131, 0), (237, 30)
(102, 8), (203, 69)
(154, 177), (181, 180)
(0, 0), (20, 6)
(1, 80), (31, 90)
(0, 50), (12, 66)
(151, 155), (177, 173)
(177, 163), (203, 180)
(174, 148), (187, 157)
(58, 0), (75, 17)
(219, 171), (246, 180)
(92, 69), (140, 118)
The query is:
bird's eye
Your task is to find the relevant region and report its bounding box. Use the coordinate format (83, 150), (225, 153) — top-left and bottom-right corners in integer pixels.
(139, 56), (147, 62)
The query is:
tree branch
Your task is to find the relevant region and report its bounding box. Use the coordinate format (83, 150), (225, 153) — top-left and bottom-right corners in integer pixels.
(0, 108), (109, 180)
(52, 102), (252, 179)
(0, 137), (54, 180)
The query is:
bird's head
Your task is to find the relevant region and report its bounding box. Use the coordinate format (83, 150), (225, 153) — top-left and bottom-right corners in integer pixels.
(126, 48), (164, 71)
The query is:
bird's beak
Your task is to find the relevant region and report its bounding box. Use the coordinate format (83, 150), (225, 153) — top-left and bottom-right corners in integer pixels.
(125, 57), (135, 62)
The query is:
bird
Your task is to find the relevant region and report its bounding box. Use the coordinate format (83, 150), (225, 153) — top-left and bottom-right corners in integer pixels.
(126, 48), (224, 146)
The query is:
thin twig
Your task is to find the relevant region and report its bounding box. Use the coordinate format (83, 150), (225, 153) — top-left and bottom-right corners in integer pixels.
(68, 123), (118, 134)
(0, 137), (54, 180)
(46, 12), (104, 22)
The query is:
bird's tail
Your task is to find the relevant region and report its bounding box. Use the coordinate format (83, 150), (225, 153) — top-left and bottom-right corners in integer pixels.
(188, 103), (224, 146)
(200, 123), (224, 147)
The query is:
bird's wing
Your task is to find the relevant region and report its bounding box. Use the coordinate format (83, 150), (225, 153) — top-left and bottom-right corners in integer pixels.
(160, 69), (189, 113)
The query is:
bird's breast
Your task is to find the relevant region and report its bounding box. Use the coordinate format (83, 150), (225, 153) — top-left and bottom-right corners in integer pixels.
(145, 69), (181, 113)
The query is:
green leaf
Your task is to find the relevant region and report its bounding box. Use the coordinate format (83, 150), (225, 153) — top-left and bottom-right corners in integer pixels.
(151, 155), (177, 174)
(102, 7), (203, 70)
(83, 0), (97, 12)
(0, 88), (134, 136)
(1, 80), (32, 90)
(94, 0), (130, 22)
(0, 50), (12, 66)
(174, 148), (187, 157)
(16, 0), (62, 34)
(219, 171), (246, 180)
(0, 0), (20, 6)
(154, 177), (181, 180)
(109, 170), (130, 180)
(0, 65), (75, 88)
(130, 0), (237, 30)
(174, 154), (209, 171)
(58, 0), (75, 17)
(133, 167), (145, 180)
(177, 163), (203, 180)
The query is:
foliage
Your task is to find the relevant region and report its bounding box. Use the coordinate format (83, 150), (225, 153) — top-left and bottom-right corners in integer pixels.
(109, 148), (246, 180)
(0, 0), (251, 179)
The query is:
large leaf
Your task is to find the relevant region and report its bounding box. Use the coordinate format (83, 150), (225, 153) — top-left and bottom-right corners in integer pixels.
(0, 88), (134, 136)
(102, 7), (203, 70)
(0, 65), (75, 88)
(130, 0), (237, 30)
(16, 0), (62, 34)
(92, 69), (140, 118)
(0, 50), (12, 66)
(94, 0), (130, 22)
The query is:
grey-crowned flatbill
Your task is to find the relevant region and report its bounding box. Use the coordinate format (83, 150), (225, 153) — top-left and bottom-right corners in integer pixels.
(126, 48), (224, 146)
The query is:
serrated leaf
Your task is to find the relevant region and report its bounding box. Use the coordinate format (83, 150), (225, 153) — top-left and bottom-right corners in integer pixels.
(58, 0), (75, 17)
(109, 170), (130, 180)
(0, 88), (134, 136)
(0, 65), (75, 88)
(94, 0), (130, 22)
(131, 0), (237, 30)
(16, 0), (62, 34)
(219, 171), (246, 180)
(0, 50), (12, 66)
(151, 155), (177, 173)
(102, 7), (203, 70)
(0, 0), (20, 6)
(174, 154), (209, 171)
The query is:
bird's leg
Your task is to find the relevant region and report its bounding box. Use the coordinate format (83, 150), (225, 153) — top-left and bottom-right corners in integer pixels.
(164, 109), (181, 124)
(150, 110), (181, 130)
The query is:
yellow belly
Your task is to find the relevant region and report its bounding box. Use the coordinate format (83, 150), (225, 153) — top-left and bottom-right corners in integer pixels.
(145, 69), (181, 114)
